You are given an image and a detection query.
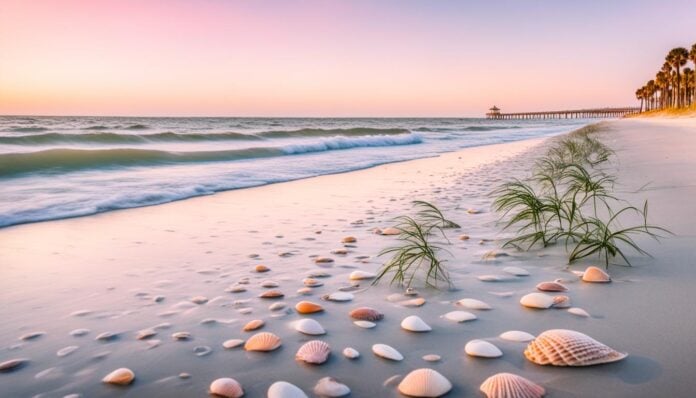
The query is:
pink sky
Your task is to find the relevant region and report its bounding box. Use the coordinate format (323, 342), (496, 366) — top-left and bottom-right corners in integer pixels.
(1, 0), (694, 117)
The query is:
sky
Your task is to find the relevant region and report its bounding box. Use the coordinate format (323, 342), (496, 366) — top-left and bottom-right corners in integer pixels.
(1, 0), (694, 117)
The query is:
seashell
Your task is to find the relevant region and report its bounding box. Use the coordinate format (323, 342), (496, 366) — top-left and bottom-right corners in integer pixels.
(400, 315), (432, 332)
(136, 329), (157, 340)
(297, 287), (313, 295)
(19, 331), (45, 341)
(69, 328), (90, 337)
(422, 354), (441, 362)
(488, 290), (515, 297)
(172, 331), (192, 340)
(480, 372), (545, 398)
(259, 290), (285, 299)
(380, 227), (400, 235)
(524, 329), (627, 366)
(194, 345), (212, 356)
(269, 302), (286, 311)
(467, 208), (481, 214)
(503, 266), (530, 276)
(294, 319), (326, 335)
(349, 270), (376, 280)
(349, 307), (384, 321)
(314, 377), (350, 397)
(314, 257), (334, 264)
(551, 295), (571, 308)
(568, 307), (590, 318)
(95, 331), (118, 341)
(303, 278), (323, 288)
(342, 347), (360, 359)
(255, 265), (270, 273)
(499, 331), (535, 342)
(519, 293), (554, 309)
(465, 339), (503, 358)
(268, 381), (308, 398)
(0, 358), (28, 372)
(57, 345), (79, 357)
(353, 320), (376, 329)
(331, 248), (349, 255)
(244, 332), (282, 352)
(342, 236), (357, 243)
(295, 301), (324, 314)
(457, 298), (492, 310)
(399, 297), (426, 307)
(405, 287), (418, 296)
(261, 280), (279, 288)
(372, 344), (403, 361)
(536, 281), (568, 292)
(443, 311), (477, 323)
(483, 250), (509, 260)
(210, 377), (244, 398)
(223, 339), (245, 349)
(478, 274), (515, 282)
(398, 368), (452, 397)
(295, 340), (331, 365)
(308, 271), (331, 278)
(322, 292), (354, 302)
(459, 234), (470, 240)
(191, 296), (209, 304)
(242, 319), (265, 332)
(102, 368), (135, 385)
(582, 266), (611, 283)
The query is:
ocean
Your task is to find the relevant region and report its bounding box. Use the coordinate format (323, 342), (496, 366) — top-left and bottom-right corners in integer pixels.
(0, 116), (591, 228)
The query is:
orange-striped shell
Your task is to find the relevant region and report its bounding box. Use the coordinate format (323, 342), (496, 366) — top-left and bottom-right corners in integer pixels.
(536, 281), (568, 292)
(581, 266), (611, 283)
(242, 319), (265, 332)
(295, 340), (331, 365)
(259, 290), (284, 299)
(349, 307), (384, 321)
(295, 301), (324, 314)
(244, 332), (282, 352)
(480, 372), (545, 398)
(524, 329), (626, 366)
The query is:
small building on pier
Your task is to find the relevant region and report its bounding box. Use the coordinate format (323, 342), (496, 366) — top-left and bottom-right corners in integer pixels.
(486, 105), (501, 118)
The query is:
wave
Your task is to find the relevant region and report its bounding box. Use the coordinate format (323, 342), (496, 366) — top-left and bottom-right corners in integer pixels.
(4, 127), (49, 133)
(414, 126), (522, 132)
(125, 124), (149, 130)
(0, 133), (422, 177)
(257, 127), (409, 138)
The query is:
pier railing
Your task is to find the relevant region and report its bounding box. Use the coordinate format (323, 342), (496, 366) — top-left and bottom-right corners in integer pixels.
(486, 107), (640, 120)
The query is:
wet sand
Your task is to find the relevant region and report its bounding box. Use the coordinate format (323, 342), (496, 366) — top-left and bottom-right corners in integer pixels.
(1, 117), (695, 397)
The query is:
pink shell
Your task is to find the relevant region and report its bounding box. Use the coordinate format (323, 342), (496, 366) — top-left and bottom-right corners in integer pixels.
(349, 307), (384, 322)
(535, 281), (568, 292)
(480, 372), (545, 398)
(582, 266), (611, 283)
(295, 340), (331, 365)
(524, 329), (627, 366)
(551, 295), (571, 308)
(210, 377), (244, 398)
(244, 332), (281, 352)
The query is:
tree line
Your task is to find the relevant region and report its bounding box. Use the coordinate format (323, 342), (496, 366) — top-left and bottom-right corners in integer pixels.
(635, 44), (696, 112)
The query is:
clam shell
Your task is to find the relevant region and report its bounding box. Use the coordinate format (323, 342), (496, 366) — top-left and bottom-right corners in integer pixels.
(244, 332), (282, 352)
(268, 381), (308, 398)
(380, 227), (400, 235)
(259, 290), (284, 299)
(459, 234), (470, 240)
(242, 319), (265, 332)
(551, 295), (571, 308)
(295, 340), (331, 365)
(102, 368), (135, 385)
(322, 292), (354, 302)
(399, 297), (426, 307)
(314, 377), (350, 397)
(499, 331), (535, 342)
(0, 358), (28, 372)
(353, 320), (376, 329)
(568, 307), (590, 317)
(341, 236), (357, 243)
(398, 368), (452, 397)
(303, 278), (323, 288)
(478, 274), (515, 282)
(222, 339), (245, 349)
(519, 293), (554, 309)
(524, 329), (627, 366)
(465, 339), (503, 358)
(349, 307), (384, 321)
(297, 287), (313, 295)
(582, 266), (611, 283)
(255, 265), (270, 273)
(442, 311), (477, 323)
(349, 271), (376, 280)
(400, 315), (432, 332)
(171, 331), (192, 340)
(372, 343), (404, 361)
(294, 319), (326, 335)
(191, 296), (209, 304)
(423, 354), (441, 362)
(295, 301), (324, 314)
(503, 266), (530, 276)
(342, 347), (360, 359)
(210, 377), (244, 398)
(536, 281), (568, 292)
(480, 372), (545, 398)
(314, 257), (334, 264)
(457, 298), (492, 310)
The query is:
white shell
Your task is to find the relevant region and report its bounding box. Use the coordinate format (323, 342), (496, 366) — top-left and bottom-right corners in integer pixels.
(102, 368), (135, 385)
(423, 354), (441, 362)
(296, 340), (331, 365)
(568, 307), (590, 317)
(380, 227), (401, 235)
(268, 381), (308, 398)
(56, 345), (79, 357)
(353, 320), (376, 329)
(399, 297), (426, 307)
(322, 292), (354, 302)
(400, 315), (432, 332)
(524, 329), (627, 366)
(499, 330), (535, 342)
(313, 377), (351, 397)
(372, 343), (404, 361)
(210, 377), (244, 398)
(465, 339), (503, 358)
(519, 293), (555, 309)
(443, 311), (477, 323)
(503, 266), (530, 276)
(479, 372), (545, 398)
(398, 368), (452, 397)
(349, 271), (376, 280)
(223, 339), (245, 349)
(342, 347), (360, 359)
(294, 319), (326, 335)
(478, 274), (515, 282)
(457, 298), (492, 310)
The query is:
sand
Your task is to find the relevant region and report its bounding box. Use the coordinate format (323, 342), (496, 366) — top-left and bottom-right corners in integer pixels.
(1, 117), (695, 397)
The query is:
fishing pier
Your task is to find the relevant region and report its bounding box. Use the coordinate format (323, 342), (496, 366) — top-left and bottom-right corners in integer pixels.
(485, 106), (640, 120)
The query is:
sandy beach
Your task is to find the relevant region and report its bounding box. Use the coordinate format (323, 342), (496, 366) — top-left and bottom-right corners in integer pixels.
(2, 117), (695, 397)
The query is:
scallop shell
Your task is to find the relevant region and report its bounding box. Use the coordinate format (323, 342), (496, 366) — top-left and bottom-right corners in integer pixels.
(398, 368), (452, 397)
(342, 347), (360, 359)
(479, 372), (545, 398)
(400, 315), (432, 332)
(372, 343), (404, 361)
(242, 319), (265, 332)
(314, 377), (350, 397)
(243, 332), (282, 352)
(519, 293), (554, 309)
(348, 270), (376, 280)
(353, 320), (376, 329)
(457, 298), (492, 310)
(442, 311), (477, 323)
(102, 368), (135, 385)
(295, 340), (331, 365)
(499, 331), (535, 342)
(210, 377), (244, 398)
(503, 266), (530, 276)
(568, 307), (590, 317)
(294, 319), (326, 335)
(536, 281), (568, 292)
(380, 227), (401, 235)
(551, 295), (571, 308)
(465, 339), (503, 358)
(321, 292), (354, 302)
(349, 307), (384, 321)
(524, 329), (627, 366)
(259, 290), (284, 299)
(255, 265), (270, 273)
(295, 301), (324, 314)
(342, 236), (357, 243)
(582, 266), (611, 283)
(268, 381), (308, 398)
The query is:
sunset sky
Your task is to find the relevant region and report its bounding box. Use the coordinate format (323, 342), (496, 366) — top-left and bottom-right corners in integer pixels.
(1, 0), (694, 117)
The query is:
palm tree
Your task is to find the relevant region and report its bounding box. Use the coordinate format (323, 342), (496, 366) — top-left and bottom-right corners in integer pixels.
(655, 71), (668, 109)
(635, 87), (645, 112)
(690, 43), (696, 105)
(647, 80), (657, 110)
(661, 62), (673, 108)
(684, 68), (694, 106)
(667, 47), (689, 107)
